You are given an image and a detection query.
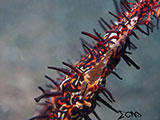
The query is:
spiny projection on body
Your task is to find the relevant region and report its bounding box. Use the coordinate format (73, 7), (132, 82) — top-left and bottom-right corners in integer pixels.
(30, 0), (160, 120)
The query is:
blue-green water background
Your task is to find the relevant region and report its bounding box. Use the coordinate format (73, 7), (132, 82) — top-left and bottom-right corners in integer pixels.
(0, 0), (160, 120)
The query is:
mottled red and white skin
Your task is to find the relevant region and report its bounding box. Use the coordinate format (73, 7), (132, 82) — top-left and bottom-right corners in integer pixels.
(30, 0), (160, 120)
